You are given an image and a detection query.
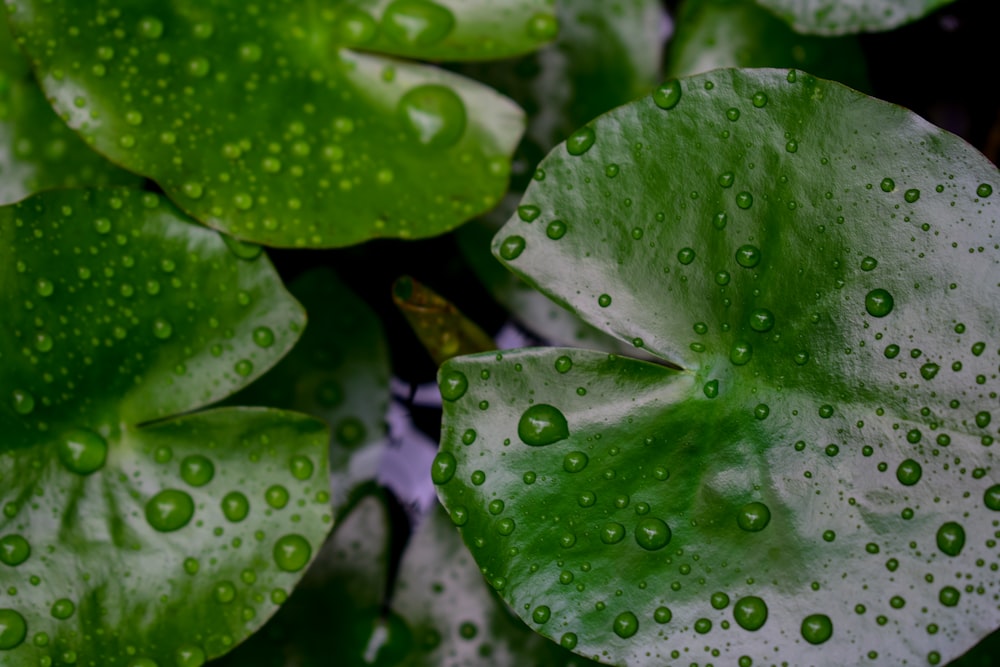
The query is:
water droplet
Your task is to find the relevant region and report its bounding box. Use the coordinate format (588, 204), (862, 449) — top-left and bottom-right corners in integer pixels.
(11, 390), (35, 415)
(711, 592), (730, 609)
(653, 80), (682, 110)
(896, 459), (922, 486)
(800, 614), (832, 644)
(175, 644), (206, 667)
(613, 611), (639, 639)
(397, 84), (466, 149)
(252, 326), (275, 348)
(703, 380), (719, 398)
(265, 485), (289, 509)
(976, 183), (993, 198)
(151, 317), (174, 340)
(235, 359), (254, 377)
(145, 489), (195, 532)
(554, 355), (573, 373)
(496, 518), (515, 536)
(560, 633), (577, 649)
(677, 247), (696, 265)
(718, 172), (735, 188)
(938, 586), (960, 607)
(56, 428), (108, 475)
(736, 191), (753, 209)
(634, 517), (671, 551)
(137, 16), (164, 39)
(880, 178), (895, 192)
(566, 126), (596, 156)
(601, 522), (626, 545)
(598, 293), (612, 307)
(180, 455), (214, 487)
(517, 205), (540, 222)
(0, 609), (27, 650)
(733, 596), (768, 631)
(273, 534), (312, 572)
(749, 308), (774, 332)
(694, 618), (712, 634)
(920, 363), (940, 380)
(865, 289), (894, 317)
(984, 484), (1000, 510)
(50, 599), (75, 620)
(563, 451), (589, 473)
(526, 13), (558, 40)
(336, 9), (378, 45)
(531, 605), (551, 624)
(546, 220), (567, 239)
(861, 256), (878, 271)
(499, 236), (525, 260)
(735, 245), (761, 268)
(0, 535), (30, 567)
(213, 581), (237, 604)
(518, 404), (569, 446)
(221, 492), (250, 522)
(729, 341), (753, 366)
(904, 189), (920, 203)
(431, 452), (457, 484)
(439, 370), (468, 401)
(975, 411), (991, 428)
(382, 0), (455, 46)
(715, 270), (731, 285)
(936, 521), (965, 556)
(752, 92), (768, 108)
(35, 278), (54, 297)
(737, 502), (770, 531)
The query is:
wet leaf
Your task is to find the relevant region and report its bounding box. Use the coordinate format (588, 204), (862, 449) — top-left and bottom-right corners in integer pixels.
(0, 187), (331, 665)
(392, 503), (602, 667)
(754, 0), (955, 35)
(226, 267), (391, 516)
(6, 0), (556, 247)
(668, 0), (869, 91)
(437, 69), (1000, 666)
(0, 24), (141, 205)
(393, 275), (495, 366)
(211, 489), (407, 667)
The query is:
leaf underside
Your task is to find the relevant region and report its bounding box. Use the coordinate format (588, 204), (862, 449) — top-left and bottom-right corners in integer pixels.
(753, 0), (955, 35)
(436, 69), (1000, 667)
(0, 188), (331, 665)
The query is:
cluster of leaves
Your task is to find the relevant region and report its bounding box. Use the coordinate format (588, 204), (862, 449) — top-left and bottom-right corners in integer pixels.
(0, 1), (997, 667)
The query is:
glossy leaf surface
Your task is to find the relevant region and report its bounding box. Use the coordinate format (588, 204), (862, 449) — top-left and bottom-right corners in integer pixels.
(392, 503), (602, 667)
(227, 267), (391, 516)
(6, 0), (554, 247)
(437, 69), (1000, 666)
(754, 0), (955, 35)
(0, 24), (141, 204)
(0, 188), (331, 665)
(668, 0), (869, 91)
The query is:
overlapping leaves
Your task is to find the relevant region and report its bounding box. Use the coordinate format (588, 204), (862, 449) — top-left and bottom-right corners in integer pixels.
(435, 69), (999, 666)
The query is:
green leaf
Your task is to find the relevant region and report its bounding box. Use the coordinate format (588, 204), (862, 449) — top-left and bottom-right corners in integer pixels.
(210, 489), (407, 667)
(667, 0), (869, 91)
(436, 69), (1000, 666)
(6, 0), (555, 248)
(392, 503), (602, 667)
(226, 267), (391, 515)
(0, 24), (142, 205)
(753, 0), (955, 35)
(0, 187), (332, 665)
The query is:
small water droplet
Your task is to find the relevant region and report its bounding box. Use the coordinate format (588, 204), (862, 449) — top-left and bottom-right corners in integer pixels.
(677, 247), (696, 265)
(752, 92), (768, 108)
(336, 9), (378, 45)
(180, 455), (215, 487)
(439, 370), (468, 401)
(880, 178), (895, 192)
(976, 183), (993, 198)
(554, 355), (573, 373)
(734, 596), (768, 631)
(729, 341), (753, 366)
(546, 220), (567, 239)
(735, 245), (761, 268)
(273, 534), (312, 572)
(566, 126), (596, 156)
(563, 451), (589, 473)
(936, 521), (965, 557)
(904, 189), (920, 203)
(252, 326), (275, 348)
(800, 614), (833, 644)
(145, 489), (195, 532)
(865, 289), (894, 317)
(748, 308), (774, 332)
(531, 605), (551, 624)
(613, 611), (639, 639)
(498, 235), (526, 260)
(711, 592), (730, 609)
(984, 485), (1000, 510)
(634, 517), (671, 551)
(382, 0), (455, 47)
(598, 293), (612, 307)
(518, 404), (569, 446)
(517, 205), (540, 222)
(50, 599), (75, 620)
(397, 84), (466, 149)
(920, 363), (940, 380)
(57, 429), (108, 475)
(221, 491), (250, 523)
(736, 192), (753, 209)
(137, 16), (164, 39)
(703, 380), (719, 398)
(938, 586), (960, 607)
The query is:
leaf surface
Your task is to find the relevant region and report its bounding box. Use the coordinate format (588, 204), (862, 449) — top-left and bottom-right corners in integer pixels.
(753, 0), (955, 35)
(0, 188), (331, 665)
(0, 24), (141, 205)
(436, 69), (1000, 666)
(6, 0), (554, 247)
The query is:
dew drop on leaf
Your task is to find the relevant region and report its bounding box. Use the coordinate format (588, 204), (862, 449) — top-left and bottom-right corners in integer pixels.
(865, 288), (894, 317)
(729, 341), (753, 366)
(935, 521), (966, 557)
(654, 606), (672, 623)
(939, 586), (961, 607)
(733, 596), (768, 631)
(984, 485), (1000, 510)
(145, 489), (195, 532)
(735, 244), (761, 268)
(546, 220), (567, 239)
(265, 485), (290, 509)
(56, 429), (108, 475)
(438, 370), (468, 401)
(801, 613), (833, 644)
(221, 492), (250, 522)
(397, 85), (467, 149)
(431, 452), (457, 484)
(880, 178), (895, 192)
(563, 451), (589, 473)
(896, 459), (922, 486)
(252, 326), (275, 348)
(634, 517), (671, 551)
(498, 235), (526, 260)
(335, 9), (378, 45)
(517, 404), (569, 446)
(526, 13), (558, 40)
(601, 522), (626, 545)
(11, 390), (35, 415)
(976, 183), (993, 197)
(748, 308), (775, 332)
(382, 0), (455, 47)
(566, 126), (596, 156)
(652, 80), (682, 110)
(50, 599), (75, 620)
(0, 609), (27, 650)
(613, 611), (639, 638)
(737, 502), (771, 531)
(0, 535), (31, 567)
(273, 534), (312, 572)
(180, 454), (215, 487)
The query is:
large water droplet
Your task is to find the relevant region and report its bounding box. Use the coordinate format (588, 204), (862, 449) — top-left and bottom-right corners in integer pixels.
(145, 489), (195, 532)
(11, 390), (34, 415)
(517, 404), (569, 446)
(180, 455), (215, 487)
(601, 522), (626, 545)
(733, 596), (768, 631)
(938, 586), (960, 607)
(984, 484), (1000, 511)
(563, 451), (589, 473)
(336, 8), (378, 45)
(634, 517), (671, 551)
(221, 492), (250, 522)
(397, 85), (466, 149)
(175, 644), (206, 667)
(273, 534), (312, 572)
(729, 341), (753, 366)
(896, 459), (922, 486)
(865, 289), (894, 317)
(737, 502), (771, 531)
(800, 614), (833, 644)
(0, 535), (30, 567)
(748, 308), (774, 332)
(50, 599), (75, 620)
(652, 80), (682, 110)
(498, 235), (525, 260)
(383, 0), (454, 45)
(936, 521), (965, 557)
(613, 611), (639, 639)
(566, 127), (596, 156)
(438, 370), (468, 401)
(735, 245), (761, 268)
(531, 605), (551, 624)
(431, 452), (457, 484)
(0, 609), (27, 650)
(56, 428), (108, 475)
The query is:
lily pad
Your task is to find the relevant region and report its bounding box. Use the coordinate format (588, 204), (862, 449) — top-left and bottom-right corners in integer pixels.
(0, 187), (331, 665)
(436, 69), (1000, 666)
(667, 0), (869, 91)
(0, 24), (142, 205)
(6, 0), (555, 247)
(226, 267), (391, 516)
(753, 0), (955, 35)
(392, 503), (603, 667)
